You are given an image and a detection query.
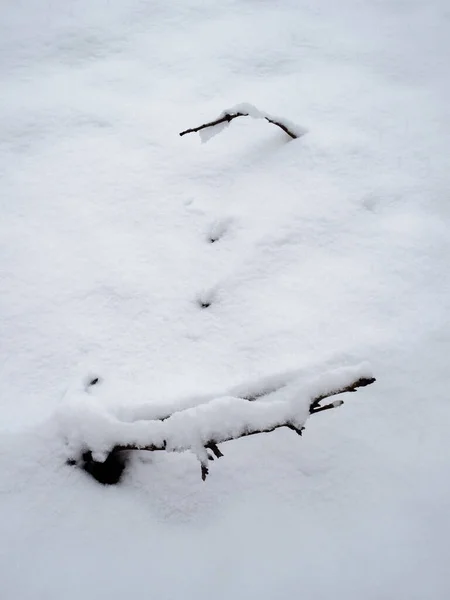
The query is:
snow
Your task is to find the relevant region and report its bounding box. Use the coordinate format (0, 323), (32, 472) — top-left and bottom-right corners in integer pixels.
(1, 0), (450, 598)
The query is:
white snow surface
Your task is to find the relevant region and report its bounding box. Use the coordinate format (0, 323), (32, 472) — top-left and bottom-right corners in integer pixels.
(1, 1), (450, 599)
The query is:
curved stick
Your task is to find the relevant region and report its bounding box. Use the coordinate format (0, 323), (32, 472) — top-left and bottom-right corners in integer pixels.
(179, 109), (301, 140)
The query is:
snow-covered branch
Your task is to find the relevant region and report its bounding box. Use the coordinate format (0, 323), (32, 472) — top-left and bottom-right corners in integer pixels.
(179, 103), (305, 142)
(62, 364), (375, 485)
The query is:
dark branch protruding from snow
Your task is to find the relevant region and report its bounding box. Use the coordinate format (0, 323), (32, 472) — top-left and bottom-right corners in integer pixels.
(179, 104), (303, 141)
(201, 463), (209, 481)
(179, 112), (243, 137)
(309, 377), (375, 413)
(206, 442), (224, 459)
(179, 112), (298, 140)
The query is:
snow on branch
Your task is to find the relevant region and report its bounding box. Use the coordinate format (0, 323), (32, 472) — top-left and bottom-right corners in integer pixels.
(179, 103), (306, 142)
(61, 364), (375, 485)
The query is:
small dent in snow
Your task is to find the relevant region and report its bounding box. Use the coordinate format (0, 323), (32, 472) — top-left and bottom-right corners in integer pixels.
(362, 195), (379, 212)
(207, 217), (232, 243)
(196, 288), (216, 309)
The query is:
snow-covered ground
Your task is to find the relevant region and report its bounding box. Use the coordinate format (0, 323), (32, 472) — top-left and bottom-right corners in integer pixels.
(1, 1), (450, 598)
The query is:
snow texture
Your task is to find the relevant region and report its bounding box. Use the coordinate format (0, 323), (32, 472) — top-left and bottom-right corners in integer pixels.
(1, 0), (450, 599)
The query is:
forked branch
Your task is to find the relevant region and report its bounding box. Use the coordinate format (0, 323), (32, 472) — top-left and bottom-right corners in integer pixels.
(116, 376), (375, 453)
(309, 376), (375, 413)
(72, 373), (375, 484)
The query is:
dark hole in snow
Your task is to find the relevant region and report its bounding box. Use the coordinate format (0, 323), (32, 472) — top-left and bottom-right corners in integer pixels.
(199, 301), (211, 309)
(79, 447), (129, 485)
(209, 237), (218, 243)
(88, 377), (99, 386)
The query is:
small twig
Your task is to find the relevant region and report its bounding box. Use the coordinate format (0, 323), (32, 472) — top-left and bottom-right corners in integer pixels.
(310, 400), (344, 414)
(264, 116), (298, 139)
(179, 112), (242, 137)
(201, 463), (209, 481)
(206, 442), (224, 459)
(179, 112), (299, 140)
(309, 377), (376, 413)
(285, 423), (305, 436)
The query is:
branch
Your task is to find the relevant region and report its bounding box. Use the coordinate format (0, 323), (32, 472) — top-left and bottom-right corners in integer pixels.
(114, 376), (375, 454)
(309, 376), (376, 413)
(179, 112), (246, 137)
(71, 372), (375, 485)
(179, 103), (304, 141)
(205, 442), (224, 459)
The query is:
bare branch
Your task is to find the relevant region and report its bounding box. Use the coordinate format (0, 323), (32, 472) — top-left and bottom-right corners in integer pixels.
(264, 116), (299, 139)
(179, 111), (300, 140)
(309, 376), (376, 413)
(310, 400), (344, 414)
(206, 442), (224, 459)
(179, 112), (244, 137)
(201, 463), (209, 481)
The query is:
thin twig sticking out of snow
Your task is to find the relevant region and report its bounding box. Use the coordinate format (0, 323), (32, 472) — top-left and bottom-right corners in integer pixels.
(179, 103), (304, 141)
(308, 377), (375, 413)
